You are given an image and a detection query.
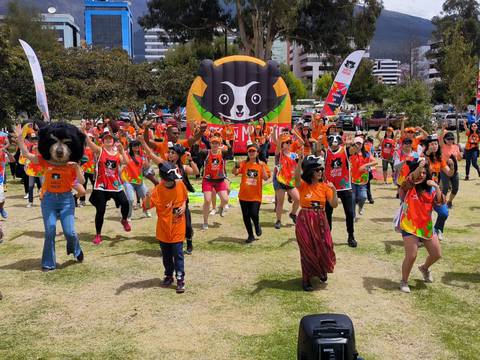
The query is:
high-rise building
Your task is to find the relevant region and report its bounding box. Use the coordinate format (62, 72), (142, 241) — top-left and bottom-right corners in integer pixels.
(42, 13), (81, 48)
(271, 40), (288, 65)
(144, 28), (175, 62)
(372, 59), (402, 85)
(84, 0), (133, 57)
(287, 42), (333, 92)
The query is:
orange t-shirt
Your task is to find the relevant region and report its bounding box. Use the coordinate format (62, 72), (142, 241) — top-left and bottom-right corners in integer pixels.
(428, 158), (447, 184)
(147, 180), (188, 243)
(350, 153), (371, 185)
(466, 130), (480, 150)
(237, 161), (271, 202)
(290, 140), (312, 156)
(153, 139), (189, 160)
(222, 125), (235, 141)
(38, 157), (77, 193)
(297, 180), (333, 209)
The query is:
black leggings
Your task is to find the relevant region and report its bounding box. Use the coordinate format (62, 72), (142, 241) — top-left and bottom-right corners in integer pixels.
(79, 173), (95, 202)
(239, 200), (261, 238)
(366, 171), (374, 202)
(325, 189), (355, 236)
(185, 202), (193, 240)
(89, 189), (129, 235)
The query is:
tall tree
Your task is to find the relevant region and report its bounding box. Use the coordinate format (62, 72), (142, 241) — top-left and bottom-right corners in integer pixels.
(4, 1), (60, 53)
(347, 59), (386, 104)
(432, 0), (480, 57)
(280, 64), (307, 103)
(314, 73), (333, 99)
(289, 0), (383, 58)
(440, 25), (476, 140)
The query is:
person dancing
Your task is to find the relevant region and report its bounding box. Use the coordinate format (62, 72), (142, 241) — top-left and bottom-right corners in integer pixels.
(294, 154), (337, 291)
(397, 159), (443, 293)
(232, 143), (271, 243)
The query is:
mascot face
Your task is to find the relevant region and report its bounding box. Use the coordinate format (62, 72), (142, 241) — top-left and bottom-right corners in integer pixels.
(194, 59), (285, 123)
(38, 122), (86, 164)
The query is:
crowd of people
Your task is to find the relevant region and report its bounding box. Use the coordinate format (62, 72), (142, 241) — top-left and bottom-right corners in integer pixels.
(1, 111), (478, 294)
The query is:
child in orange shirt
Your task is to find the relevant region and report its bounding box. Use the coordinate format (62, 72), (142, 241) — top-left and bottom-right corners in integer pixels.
(232, 143), (271, 243)
(144, 162), (188, 294)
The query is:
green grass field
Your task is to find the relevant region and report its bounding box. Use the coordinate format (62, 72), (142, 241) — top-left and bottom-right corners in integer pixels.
(0, 159), (479, 360)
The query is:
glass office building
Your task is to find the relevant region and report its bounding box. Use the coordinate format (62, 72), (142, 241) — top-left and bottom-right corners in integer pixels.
(84, 0), (133, 57)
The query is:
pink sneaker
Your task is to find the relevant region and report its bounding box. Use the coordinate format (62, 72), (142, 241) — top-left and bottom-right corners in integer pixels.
(93, 234), (102, 245)
(121, 219), (131, 232)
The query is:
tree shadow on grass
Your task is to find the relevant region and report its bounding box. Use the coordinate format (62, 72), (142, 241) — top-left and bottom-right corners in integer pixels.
(8, 231), (44, 241)
(107, 248), (161, 258)
(251, 277), (327, 294)
(192, 222), (221, 229)
(469, 206), (480, 211)
(209, 236), (245, 245)
(0, 258), (78, 272)
(115, 278), (163, 295)
(370, 217), (393, 224)
(363, 276), (427, 294)
(468, 223), (480, 228)
(441, 272), (480, 289)
(383, 240), (404, 254)
(259, 221), (294, 229)
(279, 238), (295, 247)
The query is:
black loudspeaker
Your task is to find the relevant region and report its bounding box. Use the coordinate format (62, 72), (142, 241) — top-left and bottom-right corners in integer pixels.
(297, 314), (361, 360)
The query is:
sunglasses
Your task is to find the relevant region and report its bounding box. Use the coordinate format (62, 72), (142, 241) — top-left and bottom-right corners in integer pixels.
(314, 168), (324, 172)
(445, 138), (454, 141)
(406, 130), (414, 134)
(284, 141), (292, 144)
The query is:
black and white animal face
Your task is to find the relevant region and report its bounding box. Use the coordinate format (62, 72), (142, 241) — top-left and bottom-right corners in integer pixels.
(331, 158), (342, 169)
(38, 122), (85, 164)
(247, 169), (258, 178)
(49, 134), (72, 163)
(218, 81), (262, 121)
(105, 160), (117, 170)
(194, 59), (285, 123)
(328, 135), (342, 148)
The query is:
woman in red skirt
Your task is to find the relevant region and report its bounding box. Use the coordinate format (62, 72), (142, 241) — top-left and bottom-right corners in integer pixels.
(294, 154), (338, 291)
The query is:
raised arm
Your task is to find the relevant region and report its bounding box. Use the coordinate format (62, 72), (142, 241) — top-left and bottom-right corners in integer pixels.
(14, 125), (38, 163)
(184, 151), (199, 176)
(294, 154), (304, 188)
(187, 124), (205, 148)
(137, 134), (164, 165)
(81, 122), (102, 155)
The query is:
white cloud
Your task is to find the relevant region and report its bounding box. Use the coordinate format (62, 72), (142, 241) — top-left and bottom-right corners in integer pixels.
(382, 0), (444, 20)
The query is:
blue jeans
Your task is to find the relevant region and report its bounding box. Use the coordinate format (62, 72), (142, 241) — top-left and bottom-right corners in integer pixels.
(433, 203), (449, 232)
(41, 192), (82, 269)
(159, 241), (184, 279)
(124, 182), (147, 218)
(352, 184), (367, 209)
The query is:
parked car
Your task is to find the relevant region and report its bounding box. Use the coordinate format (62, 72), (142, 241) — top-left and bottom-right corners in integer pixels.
(366, 110), (402, 130)
(302, 108), (316, 121)
(437, 113), (467, 130)
(336, 114), (354, 130)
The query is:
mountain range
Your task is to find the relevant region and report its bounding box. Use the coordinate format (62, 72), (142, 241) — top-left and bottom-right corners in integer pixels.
(0, 1), (435, 63)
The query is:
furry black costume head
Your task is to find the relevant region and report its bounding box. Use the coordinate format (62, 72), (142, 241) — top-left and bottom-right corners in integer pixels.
(37, 122), (85, 163)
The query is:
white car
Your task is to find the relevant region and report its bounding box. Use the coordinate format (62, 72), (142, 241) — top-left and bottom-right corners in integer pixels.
(438, 113), (467, 130)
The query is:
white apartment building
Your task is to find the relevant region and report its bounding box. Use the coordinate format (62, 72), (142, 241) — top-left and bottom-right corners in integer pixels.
(411, 44), (441, 85)
(144, 28), (175, 62)
(372, 59), (402, 85)
(288, 43), (332, 92)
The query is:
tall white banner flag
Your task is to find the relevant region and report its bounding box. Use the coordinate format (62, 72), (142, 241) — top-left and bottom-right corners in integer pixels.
(322, 50), (366, 117)
(19, 39), (50, 121)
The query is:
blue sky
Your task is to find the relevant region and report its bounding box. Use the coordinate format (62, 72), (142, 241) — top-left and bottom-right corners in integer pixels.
(382, 0), (444, 20)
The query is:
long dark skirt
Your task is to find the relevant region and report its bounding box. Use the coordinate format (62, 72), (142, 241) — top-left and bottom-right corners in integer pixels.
(295, 208), (336, 282)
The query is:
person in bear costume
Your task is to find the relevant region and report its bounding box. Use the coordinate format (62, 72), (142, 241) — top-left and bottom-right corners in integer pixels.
(15, 122), (86, 271)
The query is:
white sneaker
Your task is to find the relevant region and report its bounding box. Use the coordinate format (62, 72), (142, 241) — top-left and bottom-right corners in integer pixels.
(225, 204), (231, 210)
(23, 194), (29, 199)
(26, 202), (33, 208)
(209, 209), (217, 216)
(144, 211), (152, 218)
(202, 223), (209, 230)
(436, 229), (443, 241)
(133, 204), (139, 210)
(358, 206), (364, 215)
(399, 281), (411, 293)
(418, 265), (433, 283)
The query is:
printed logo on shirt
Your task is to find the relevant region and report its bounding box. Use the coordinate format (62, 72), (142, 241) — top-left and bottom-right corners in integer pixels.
(105, 160), (117, 169)
(331, 158), (342, 169)
(52, 173), (61, 180)
(247, 169), (258, 178)
(310, 201), (321, 209)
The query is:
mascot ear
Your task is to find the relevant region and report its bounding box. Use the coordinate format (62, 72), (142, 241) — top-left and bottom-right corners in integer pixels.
(34, 119), (48, 130)
(264, 60), (280, 87)
(198, 59), (214, 84)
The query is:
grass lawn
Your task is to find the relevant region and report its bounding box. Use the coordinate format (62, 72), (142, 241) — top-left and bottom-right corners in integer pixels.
(0, 157), (479, 360)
